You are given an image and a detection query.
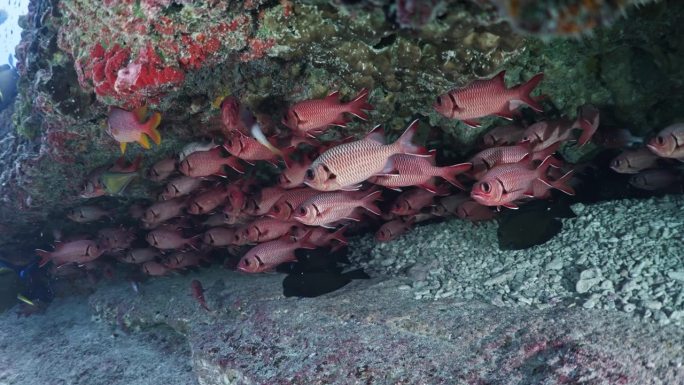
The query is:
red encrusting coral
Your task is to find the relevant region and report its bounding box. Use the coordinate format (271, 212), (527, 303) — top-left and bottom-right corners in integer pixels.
(240, 38), (276, 62)
(61, 1), (263, 108)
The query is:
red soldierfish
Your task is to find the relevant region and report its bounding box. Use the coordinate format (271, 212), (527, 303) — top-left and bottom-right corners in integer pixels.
(390, 188), (437, 216)
(36, 240), (103, 267)
(241, 218), (299, 244)
(67, 206), (111, 223)
(142, 198), (187, 228)
(471, 157), (575, 209)
(376, 217), (415, 242)
(223, 132), (286, 166)
(163, 251), (204, 269)
(369, 151), (471, 191)
(431, 194), (470, 216)
(187, 185), (231, 215)
(221, 96), (252, 137)
(293, 226), (348, 251)
(305, 120), (424, 191)
(629, 170), (680, 191)
(179, 147), (245, 178)
(237, 234), (316, 273)
(107, 106), (162, 154)
(293, 190), (382, 227)
(283, 88), (374, 137)
(469, 143), (559, 179)
(610, 148), (659, 174)
(191, 280), (210, 311)
(647, 123), (684, 161)
(146, 229), (198, 250)
(434, 71), (544, 128)
(98, 227), (136, 252)
(147, 157), (176, 182)
(278, 158), (312, 189)
(203, 227), (237, 247)
(141, 261), (170, 276)
(160, 176), (203, 200)
(521, 105), (599, 150)
(118, 248), (160, 264)
(266, 188), (321, 221)
(481, 124), (525, 147)
(456, 200), (496, 222)
(243, 186), (286, 216)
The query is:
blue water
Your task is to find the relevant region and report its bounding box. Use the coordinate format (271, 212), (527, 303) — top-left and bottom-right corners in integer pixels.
(0, 0), (30, 66)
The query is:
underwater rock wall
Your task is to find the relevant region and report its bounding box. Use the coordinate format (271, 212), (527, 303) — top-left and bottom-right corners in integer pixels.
(1, 0), (683, 247)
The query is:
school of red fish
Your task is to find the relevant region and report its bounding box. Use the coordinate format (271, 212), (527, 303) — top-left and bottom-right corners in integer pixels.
(36, 70), (684, 284)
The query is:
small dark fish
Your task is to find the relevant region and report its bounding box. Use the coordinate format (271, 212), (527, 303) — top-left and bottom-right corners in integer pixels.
(497, 201), (564, 250)
(282, 269), (369, 298)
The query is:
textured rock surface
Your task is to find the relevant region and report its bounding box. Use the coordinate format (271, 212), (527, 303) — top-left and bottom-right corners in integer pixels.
(1, 268), (681, 384)
(0, 296), (198, 385)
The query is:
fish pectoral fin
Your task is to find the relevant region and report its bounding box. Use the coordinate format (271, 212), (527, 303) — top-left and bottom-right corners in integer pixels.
(340, 184), (363, 191)
(502, 202), (519, 209)
(119, 142), (127, 154)
(138, 135), (151, 149)
(495, 109), (516, 120)
(461, 119), (481, 128)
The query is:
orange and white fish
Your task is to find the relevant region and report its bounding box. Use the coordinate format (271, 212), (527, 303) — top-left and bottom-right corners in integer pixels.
(434, 71), (543, 128)
(304, 120), (424, 191)
(107, 106), (162, 154)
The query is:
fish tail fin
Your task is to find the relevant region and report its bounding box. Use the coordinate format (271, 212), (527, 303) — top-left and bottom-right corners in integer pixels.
(144, 112), (162, 145)
(361, 190), (383, 216)
(516, 73), (544, 112)
(439, 162), (472, 190)
(296, 230), (317, 250)
(346, 88), (374, 120)
(329, 225), (349, 246)
(576, 104), (600, 146)
(544, 170), (576, 196)
(396, 119), (425, 155)
(224, 156), (245, 174)
(36, 249), (51, 267)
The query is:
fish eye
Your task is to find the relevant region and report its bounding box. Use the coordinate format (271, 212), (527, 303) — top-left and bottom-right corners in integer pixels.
(656, 136), (665, 145)
(481, 182), (491, 193)
(305, 169), (314, 180)
(298, 207), (307, 215)
(611, 160), (621, 168)
(207, 234), (215, 245)
(435, 96), (442, 106)
(273, 205), (281, 213)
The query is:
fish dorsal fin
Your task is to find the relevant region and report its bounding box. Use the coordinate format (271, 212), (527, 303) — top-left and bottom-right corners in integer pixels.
(133, 106), (149, 122)
(325, 91), (340, 102)
(365, 125), (386, 144)
(493, 70), (506, 88)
